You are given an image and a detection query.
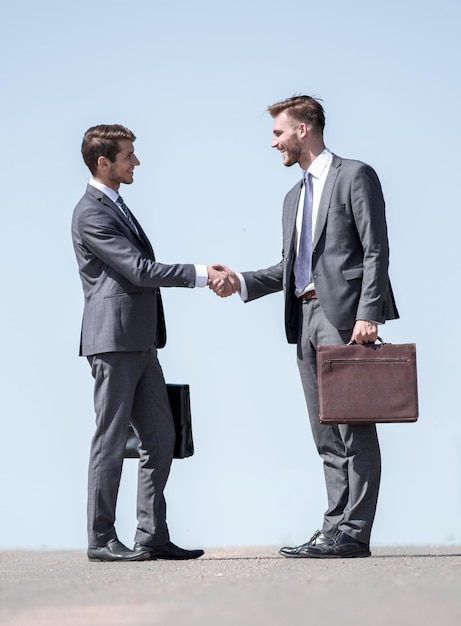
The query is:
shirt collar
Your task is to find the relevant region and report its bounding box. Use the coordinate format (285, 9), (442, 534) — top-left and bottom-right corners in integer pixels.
(89, 177), (120, 204)
(306, 148), (333, 180)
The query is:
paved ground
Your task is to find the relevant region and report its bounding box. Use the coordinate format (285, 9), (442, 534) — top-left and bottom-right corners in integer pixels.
(0, 545), (460, 626)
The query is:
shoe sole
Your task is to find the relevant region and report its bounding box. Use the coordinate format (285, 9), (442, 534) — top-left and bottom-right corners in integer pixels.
(303, 552), (371, 559)
(145, 554), (204, 560)
(87, 553), (150, 562)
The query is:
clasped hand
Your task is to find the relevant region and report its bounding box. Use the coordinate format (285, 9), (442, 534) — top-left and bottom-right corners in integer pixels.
(349, 320), (378, 344)
(207, 264), (240, 297)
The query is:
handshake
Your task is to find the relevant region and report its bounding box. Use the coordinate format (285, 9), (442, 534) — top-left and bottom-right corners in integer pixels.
(207, 264), (240, 298)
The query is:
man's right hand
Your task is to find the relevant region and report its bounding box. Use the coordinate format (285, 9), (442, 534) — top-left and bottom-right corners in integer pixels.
(207, 264), (240, 298)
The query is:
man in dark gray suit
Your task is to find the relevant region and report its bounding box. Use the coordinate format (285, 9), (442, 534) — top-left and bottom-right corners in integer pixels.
(72, 124), (231, 562)
(212, 96), (398, 558)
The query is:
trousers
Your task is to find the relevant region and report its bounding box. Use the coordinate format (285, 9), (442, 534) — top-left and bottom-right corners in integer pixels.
(87, 348), (175, 548)
(296, 299), (381, 543)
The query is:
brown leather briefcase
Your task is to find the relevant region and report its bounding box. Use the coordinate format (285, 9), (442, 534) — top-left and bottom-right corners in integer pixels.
(317, 341), (418, 424)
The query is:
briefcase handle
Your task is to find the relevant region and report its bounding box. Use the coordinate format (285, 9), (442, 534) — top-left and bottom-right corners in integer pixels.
(347, 336), (384, 346)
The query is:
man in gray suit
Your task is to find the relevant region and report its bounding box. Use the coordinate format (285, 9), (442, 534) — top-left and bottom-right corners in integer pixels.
(212, 96), (398, 558)
(72, 124), (232, 562)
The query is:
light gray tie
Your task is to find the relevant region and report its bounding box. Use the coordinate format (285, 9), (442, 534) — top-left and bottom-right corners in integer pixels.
(294, 171), (313, 293)
(116, 195), (138, 234)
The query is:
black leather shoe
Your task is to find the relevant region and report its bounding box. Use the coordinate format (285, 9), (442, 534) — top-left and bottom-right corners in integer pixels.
(133, 541), (204, 560)
(303, 530), (371, 558)
(87, 539), (150, 562)
(279, 530), (331, 557)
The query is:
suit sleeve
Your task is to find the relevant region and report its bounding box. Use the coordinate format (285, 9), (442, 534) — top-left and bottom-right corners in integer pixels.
(241, 261), (284, 302)
(350, 164), (390, 322)
(76, 204), (196, 289)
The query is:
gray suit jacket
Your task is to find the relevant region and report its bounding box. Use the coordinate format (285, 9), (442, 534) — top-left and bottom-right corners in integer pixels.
(242, 154), (399, 344)
(72, 184), (196, 356)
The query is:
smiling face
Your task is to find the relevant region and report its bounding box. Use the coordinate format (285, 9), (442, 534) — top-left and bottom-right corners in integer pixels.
(271, 112), (303, 167)
(97, 139), (140, 190)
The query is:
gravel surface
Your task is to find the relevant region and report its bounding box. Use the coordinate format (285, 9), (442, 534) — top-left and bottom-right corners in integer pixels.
(1, 546), (460, 625)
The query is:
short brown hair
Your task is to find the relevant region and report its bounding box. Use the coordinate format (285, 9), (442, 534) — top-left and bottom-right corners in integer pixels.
(81, 124), (136, 175)
(267, 96), (325, 133)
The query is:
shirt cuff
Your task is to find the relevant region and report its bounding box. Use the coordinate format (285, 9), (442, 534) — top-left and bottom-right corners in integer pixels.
(237, 273), (248, 301)
(194, 265), (208, 288)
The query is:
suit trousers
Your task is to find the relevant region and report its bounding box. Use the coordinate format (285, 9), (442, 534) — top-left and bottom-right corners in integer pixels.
(296, 299), (381, 544)
(87, 348), (175, 548)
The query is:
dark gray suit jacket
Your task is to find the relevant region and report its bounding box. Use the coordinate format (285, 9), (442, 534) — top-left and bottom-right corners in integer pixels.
(242, 154), (399, 344)
(72, 185), (196, 356)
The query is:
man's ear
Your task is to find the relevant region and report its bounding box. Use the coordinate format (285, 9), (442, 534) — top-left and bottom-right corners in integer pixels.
(97, 155), (109, 170)
(297, 122), (309, 138)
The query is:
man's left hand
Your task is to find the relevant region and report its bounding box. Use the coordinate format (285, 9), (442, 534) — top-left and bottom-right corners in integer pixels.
(350, 320), (378, 345)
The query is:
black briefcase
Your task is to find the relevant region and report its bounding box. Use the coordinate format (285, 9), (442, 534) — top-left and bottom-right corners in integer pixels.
(125, 383), (194, 459)
(317, 341), (418, 424)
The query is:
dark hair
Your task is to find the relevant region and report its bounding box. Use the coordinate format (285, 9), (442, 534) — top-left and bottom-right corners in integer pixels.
(81, 124), (136, 174)
(267, 96), (325, 133)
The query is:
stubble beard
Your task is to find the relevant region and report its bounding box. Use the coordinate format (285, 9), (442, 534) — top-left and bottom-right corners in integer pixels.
(282, 144), (301, 168)
(108, 169), (134, 188)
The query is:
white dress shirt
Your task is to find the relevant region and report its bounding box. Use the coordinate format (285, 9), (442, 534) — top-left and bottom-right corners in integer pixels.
(88, 178), (208, 287)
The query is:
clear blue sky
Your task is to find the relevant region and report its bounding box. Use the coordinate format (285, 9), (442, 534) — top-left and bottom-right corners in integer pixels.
(1, 0), (460, 549)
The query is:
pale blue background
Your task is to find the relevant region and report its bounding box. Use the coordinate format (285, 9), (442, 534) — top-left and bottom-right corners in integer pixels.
(1, 0), (460, 550)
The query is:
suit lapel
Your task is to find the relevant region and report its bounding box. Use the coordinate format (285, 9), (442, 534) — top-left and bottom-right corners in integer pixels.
(284, 180), (302, 262)
(313, 154), (341, 249)
(86, 184), (154, 256)
(129, 213), (155, 257)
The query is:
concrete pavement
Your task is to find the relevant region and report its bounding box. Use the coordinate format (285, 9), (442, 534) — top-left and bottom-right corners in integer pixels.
(1, 545), (460, 625)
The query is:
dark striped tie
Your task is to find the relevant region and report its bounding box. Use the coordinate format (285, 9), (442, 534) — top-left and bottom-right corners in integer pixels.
(117, 195), (138, 233)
